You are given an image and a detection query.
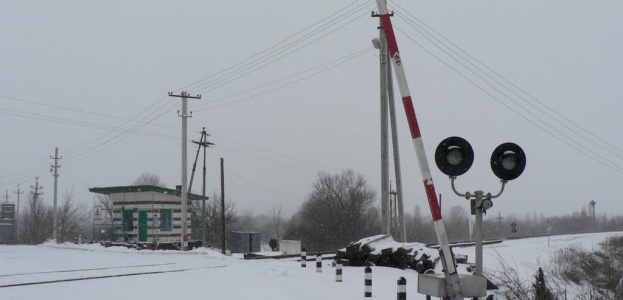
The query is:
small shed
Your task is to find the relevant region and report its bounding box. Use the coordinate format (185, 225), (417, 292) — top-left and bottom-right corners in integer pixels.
(89, 185), (208, 245)
(228, 231), (261, 253)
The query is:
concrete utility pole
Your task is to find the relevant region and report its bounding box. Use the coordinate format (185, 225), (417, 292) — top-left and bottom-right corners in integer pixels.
(373, 12), (406, 240)
(220, 157), (226, 255)
(30, 177), (43, 208)
(169, 91), (201, 251)
(30, 177), (44, 240)
(13, 184), (24, 243)
(387, 39), (407, 242)
(51, 147), (61, 241)
(372, 17), (390, 235)
(189, 128), (213, 247)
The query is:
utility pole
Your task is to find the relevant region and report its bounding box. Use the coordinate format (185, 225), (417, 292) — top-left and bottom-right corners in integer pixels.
(386, 30), (406, 243)
(373, 12), (405, 240)
(30, 177), (44, 209)
(31, 177), (44, 243)
(220, 157), (226, 255)
(2, 190), (10, 203)
(13, 184), (24, 243)
(189, 128), (213, 247)
(51, 147), (61, 241)
(372, 15), (390, 235)
(169, 91), (201, 251)
(373, 0), (464, 297)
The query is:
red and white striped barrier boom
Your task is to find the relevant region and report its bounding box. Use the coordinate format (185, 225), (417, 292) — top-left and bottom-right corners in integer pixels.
(374, 1), (464, 298)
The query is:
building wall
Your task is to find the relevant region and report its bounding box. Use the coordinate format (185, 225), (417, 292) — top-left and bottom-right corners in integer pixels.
(110, 191), (192, 243)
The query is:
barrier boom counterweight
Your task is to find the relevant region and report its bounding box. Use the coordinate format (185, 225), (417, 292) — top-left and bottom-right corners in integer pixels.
(373, 1), (463, 298)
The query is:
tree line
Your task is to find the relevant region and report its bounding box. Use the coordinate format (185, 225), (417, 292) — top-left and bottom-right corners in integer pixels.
(7, 170), (623, 252)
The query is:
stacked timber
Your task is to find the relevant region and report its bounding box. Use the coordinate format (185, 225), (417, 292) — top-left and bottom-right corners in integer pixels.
(335, 235), (466, 274)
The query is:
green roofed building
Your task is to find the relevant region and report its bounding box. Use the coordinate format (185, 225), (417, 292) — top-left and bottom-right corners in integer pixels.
(89, 185), (208, 246)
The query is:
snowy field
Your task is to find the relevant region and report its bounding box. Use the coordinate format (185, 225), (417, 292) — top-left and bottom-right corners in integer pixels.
(1, 231), (621, 300)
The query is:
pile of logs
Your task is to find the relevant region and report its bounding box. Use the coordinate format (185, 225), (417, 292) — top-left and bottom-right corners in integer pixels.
(334, 235), (467, 274)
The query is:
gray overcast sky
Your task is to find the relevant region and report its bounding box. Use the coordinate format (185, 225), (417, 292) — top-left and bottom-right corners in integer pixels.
(1, 1), (622, 223)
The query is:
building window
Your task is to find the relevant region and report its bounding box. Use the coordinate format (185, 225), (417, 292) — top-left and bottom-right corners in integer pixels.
(161, 209), (172, 231)
(122, 209), (133, 232)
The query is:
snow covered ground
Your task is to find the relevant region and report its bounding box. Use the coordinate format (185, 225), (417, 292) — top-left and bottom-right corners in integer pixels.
(1, 231), (621, 300)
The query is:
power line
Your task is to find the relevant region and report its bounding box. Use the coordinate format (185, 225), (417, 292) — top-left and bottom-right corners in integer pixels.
(387, 4), (623, 173)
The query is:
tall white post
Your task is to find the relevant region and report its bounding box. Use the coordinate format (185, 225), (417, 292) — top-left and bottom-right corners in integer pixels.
(181, 92), (189, 250)
(51, 147), (61, 241)
(169, 91), (201, 251)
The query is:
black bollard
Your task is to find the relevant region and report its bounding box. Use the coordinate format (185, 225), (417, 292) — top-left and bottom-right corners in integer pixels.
(301, 247), (306, 267)
(335, 260), (342, 282)
(364, 266), (372, 297)
(397, 277), (406, 300)
(316, 253), (322, 273)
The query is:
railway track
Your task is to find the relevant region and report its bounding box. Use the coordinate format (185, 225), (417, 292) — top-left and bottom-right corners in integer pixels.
(0, 263), (227, 288)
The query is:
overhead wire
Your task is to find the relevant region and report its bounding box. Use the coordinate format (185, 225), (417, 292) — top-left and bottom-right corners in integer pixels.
(391, 2), (623, 158)
(0, 1), (374, 185)
(193, 47), (371, 112)
(187, 3), (373, 97)
(177, 0), (371, 94)
(388, 2), (623, 174)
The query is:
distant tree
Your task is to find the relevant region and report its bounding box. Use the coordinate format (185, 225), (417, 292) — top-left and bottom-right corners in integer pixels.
(191, 193), (237, 249)
(56, 188), (91, 243)
(283, 170), (379, 252)
(269, 205), (286, 240)
(445, 205), (469, 242)
(406, 204), (435, 244)
(133, 172), (165, 187)
(21, 194), (52, 244)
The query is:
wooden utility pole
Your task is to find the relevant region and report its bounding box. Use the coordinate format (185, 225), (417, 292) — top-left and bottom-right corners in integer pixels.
(51, 147), (61, 241)
(220, 157), (226, 254)
(169, 91), (201, 251)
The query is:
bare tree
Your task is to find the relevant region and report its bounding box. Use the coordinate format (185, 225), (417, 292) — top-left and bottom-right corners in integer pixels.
(191, 193), (237, 249)
(56, 188), (91, 243)
(284, 170), (378, 252)
(270, 205), (285, 240)
(133, 172), (165, 187)
(21, 194), (52, 244)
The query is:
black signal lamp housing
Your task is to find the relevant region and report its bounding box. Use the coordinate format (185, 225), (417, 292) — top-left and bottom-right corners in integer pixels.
(490, 142), (526, 181)
(435, 136), (474, 177)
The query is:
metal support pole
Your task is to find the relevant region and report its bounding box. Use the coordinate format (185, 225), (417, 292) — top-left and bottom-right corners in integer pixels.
(474, 191), (484, 277)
